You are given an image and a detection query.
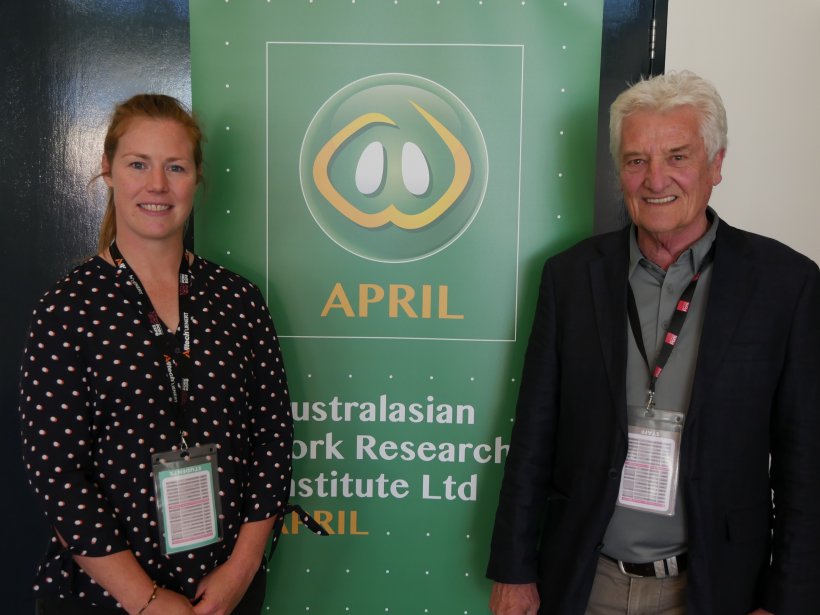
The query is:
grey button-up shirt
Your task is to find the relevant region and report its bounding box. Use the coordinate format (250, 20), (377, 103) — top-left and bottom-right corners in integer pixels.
(602, 209), (719, 563)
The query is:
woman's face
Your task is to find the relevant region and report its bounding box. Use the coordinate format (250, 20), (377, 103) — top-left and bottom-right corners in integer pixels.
(102, 117), (199, 248)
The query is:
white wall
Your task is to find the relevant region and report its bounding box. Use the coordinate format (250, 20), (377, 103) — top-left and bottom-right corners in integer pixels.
(665, 0), (820, 264)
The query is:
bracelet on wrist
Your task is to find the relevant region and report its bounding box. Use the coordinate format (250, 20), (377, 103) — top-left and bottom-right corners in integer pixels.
(137, 581), (159, 615)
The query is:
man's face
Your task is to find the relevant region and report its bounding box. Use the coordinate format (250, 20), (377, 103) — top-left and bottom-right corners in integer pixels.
(619, 106), (724, 247)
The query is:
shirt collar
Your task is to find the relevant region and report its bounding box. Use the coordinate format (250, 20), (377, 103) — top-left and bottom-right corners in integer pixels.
(629, 207), (720, 278)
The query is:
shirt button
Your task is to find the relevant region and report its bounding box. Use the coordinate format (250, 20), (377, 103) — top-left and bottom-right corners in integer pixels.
(608, 468), (619, 479)
(662, 321), (669, 330)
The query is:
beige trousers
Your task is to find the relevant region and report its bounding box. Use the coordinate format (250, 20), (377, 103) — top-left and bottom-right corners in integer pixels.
(585, 555), (687, 615)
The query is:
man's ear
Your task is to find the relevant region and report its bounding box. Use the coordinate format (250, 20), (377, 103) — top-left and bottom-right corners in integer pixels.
(711, 148), (726, 186)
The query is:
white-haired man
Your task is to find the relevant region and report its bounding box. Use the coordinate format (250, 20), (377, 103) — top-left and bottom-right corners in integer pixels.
(487, 71), (820, 615)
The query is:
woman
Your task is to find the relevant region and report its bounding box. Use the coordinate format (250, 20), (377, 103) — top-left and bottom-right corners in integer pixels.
(19, 94), (293, 614)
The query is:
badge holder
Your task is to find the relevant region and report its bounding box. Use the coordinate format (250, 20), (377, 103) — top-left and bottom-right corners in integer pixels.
(152, 444), (223, 555)
(616, 405), (685, 517)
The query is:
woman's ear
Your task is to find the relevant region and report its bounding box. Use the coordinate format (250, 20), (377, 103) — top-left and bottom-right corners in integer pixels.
(101, 154), (113, 188)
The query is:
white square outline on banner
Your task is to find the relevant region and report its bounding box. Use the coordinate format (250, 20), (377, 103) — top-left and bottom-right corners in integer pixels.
(265, 42), (524, 343)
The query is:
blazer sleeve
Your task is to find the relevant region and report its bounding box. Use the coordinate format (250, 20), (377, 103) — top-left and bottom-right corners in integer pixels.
(487, 259), (561, 583)
(762, 261), (820, 612)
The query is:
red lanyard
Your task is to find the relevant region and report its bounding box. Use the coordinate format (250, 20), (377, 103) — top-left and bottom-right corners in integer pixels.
(627, 247), (713, 413)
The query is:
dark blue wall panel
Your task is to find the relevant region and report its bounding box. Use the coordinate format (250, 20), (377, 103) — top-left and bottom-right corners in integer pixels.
(0, 2), (189, 612)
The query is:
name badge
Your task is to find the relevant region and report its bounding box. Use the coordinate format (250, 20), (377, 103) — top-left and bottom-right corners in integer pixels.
(616, 406), (684, 517)
(152, 444), (223, 555)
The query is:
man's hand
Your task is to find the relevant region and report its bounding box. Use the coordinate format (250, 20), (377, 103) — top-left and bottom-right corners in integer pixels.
(489, 582), (540, 615)
(748, 610), (774, 615)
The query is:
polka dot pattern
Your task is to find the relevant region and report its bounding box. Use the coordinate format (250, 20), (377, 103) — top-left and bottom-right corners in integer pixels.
(19, 255), (293, 608)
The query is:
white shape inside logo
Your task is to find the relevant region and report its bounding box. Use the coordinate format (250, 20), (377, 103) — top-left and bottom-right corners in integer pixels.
(355, 141), (385, 196)
(401, 141), (430, 196)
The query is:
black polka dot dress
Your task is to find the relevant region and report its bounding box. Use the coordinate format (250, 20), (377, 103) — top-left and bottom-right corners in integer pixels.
(18, 255), (293, 609)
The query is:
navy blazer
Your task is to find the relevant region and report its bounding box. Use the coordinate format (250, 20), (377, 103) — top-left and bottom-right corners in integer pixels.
(487, 220), (820, 615)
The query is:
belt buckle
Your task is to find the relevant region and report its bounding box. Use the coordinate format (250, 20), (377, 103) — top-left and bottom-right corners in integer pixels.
(616, 555), (680, 578)
(617, 560), (645, 578)
(660, 555), (680, 577)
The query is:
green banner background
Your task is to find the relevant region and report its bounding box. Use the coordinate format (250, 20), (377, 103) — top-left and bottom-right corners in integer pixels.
(191, 1), (603, 612)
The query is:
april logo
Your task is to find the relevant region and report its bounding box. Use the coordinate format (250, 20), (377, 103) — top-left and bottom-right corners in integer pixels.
(300, 73), (489, 263)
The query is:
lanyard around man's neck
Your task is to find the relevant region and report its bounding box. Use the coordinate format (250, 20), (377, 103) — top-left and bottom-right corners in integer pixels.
(627, 246), (714, 414)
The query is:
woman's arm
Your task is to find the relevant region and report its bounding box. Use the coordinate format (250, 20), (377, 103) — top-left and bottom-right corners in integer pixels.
(191, 517), (276, 615)
(72, 550), (195, 615)
(237, 283), (294, 525)
(186, 282), (293, 615)
(19, 289), (131, 556)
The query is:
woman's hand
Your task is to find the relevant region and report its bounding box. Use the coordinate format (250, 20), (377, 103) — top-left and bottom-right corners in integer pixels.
(191, 559), (256, 615)
(191, 517), (275, 614)
(141, 588), (196, 615)
(72, 549), (195, 615)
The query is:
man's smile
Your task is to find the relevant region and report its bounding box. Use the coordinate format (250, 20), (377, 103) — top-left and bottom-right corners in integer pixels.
(644, 196), (677, 204)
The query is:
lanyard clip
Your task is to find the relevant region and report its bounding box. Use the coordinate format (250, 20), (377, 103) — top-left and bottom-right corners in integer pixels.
(645, 389), (656, 417)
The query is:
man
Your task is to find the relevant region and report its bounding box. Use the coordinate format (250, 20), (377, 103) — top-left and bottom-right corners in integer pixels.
(487, 71), (820, 615)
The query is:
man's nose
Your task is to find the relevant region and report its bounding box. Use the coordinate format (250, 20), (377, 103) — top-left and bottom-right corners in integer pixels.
(643, 159), (668, 191)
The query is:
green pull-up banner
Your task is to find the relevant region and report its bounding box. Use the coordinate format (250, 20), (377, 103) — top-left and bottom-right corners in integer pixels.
(190, 1), (603, 612)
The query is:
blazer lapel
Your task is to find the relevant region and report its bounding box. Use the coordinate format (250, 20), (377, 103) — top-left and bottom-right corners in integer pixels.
(589, 228), (631, 434)
(687, 222), (757, 426)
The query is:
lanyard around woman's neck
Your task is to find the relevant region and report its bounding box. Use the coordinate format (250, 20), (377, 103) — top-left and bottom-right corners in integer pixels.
(109, 240), (193, 449)
(627, 246), (714, 414)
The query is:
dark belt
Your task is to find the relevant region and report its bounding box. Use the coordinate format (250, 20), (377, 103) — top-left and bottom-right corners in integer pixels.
(603, 552), (687, 578)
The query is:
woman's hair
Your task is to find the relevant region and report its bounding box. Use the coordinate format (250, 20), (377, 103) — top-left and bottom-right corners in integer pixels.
(97, 94), (204, 252)
(609, 70), (728, 167)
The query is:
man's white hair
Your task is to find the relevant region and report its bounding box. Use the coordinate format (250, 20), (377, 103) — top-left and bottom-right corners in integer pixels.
(609, 70), (728, 166)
